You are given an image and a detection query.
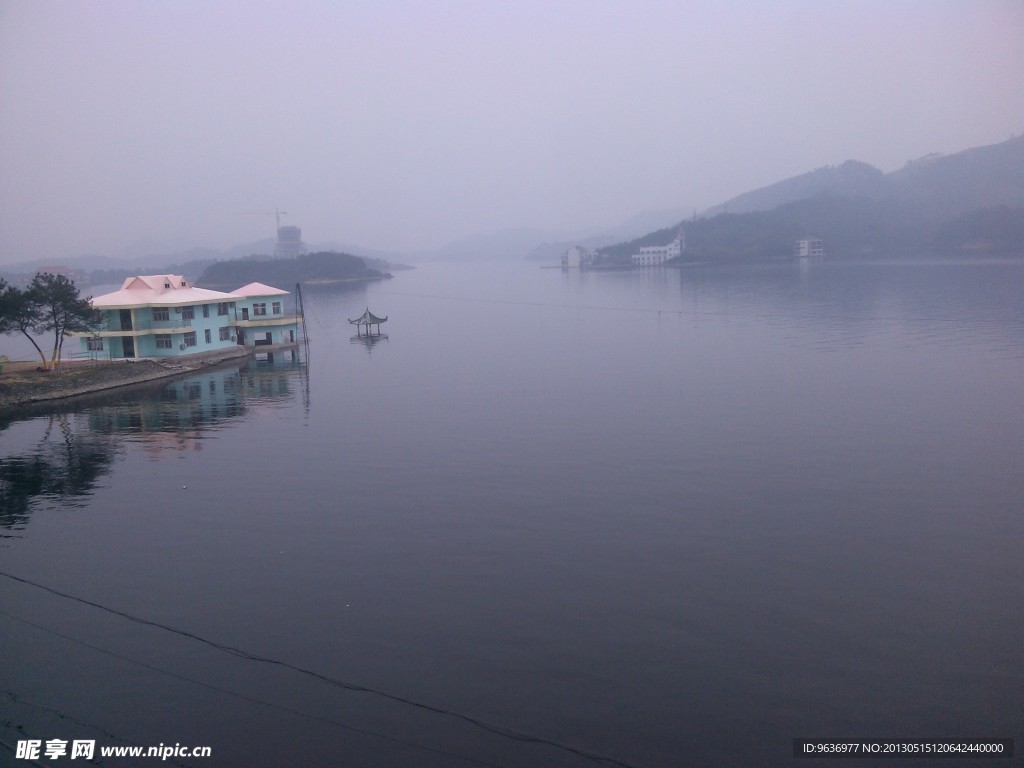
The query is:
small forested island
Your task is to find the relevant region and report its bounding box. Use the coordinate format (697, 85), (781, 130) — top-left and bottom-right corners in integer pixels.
(197, 251), (387, 288)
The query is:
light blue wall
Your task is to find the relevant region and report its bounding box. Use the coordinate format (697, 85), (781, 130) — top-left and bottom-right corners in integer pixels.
(234, 293), (298, 348)
(233, 294), (289, 321)
(80, 292), (300, 359)
(82, 301), (240, 359)
(239, 323), (299, 347)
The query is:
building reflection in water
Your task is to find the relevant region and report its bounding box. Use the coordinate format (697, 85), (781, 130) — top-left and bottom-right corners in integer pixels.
(0, 356), (303, 532)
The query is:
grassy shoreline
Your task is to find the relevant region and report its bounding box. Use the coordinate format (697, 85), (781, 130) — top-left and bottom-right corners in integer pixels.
(0, 347), (252, 411)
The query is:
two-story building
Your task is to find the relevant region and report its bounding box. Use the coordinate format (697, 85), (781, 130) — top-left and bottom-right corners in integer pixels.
(78, 275), (301, 360)
(231, 282), (300, 347)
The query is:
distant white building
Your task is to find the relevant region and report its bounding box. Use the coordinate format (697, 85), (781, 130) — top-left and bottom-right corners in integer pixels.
(275, 226), (307, 259)
(795, 238), (825, 259)
(562, 245), (594, 269)
(632, 233), (684, 266)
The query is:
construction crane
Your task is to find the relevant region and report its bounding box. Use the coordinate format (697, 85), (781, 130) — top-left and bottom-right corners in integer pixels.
(238, 209), (288, 237)
(272, 208), (287, 232)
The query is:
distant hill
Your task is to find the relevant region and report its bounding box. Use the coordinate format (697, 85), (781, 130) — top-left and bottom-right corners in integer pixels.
(597, 223), (690, 263)
(0, 251), (218, 288)
(706, 135), (1024, 221)
(887, 136), (1024, 219)
(2, 253), (145, 273)
(603, 196), (1022, 265)
(87, 256), (217, 286)
(404, 207), (692, 263)
(704, 161), (890, 217)
(196, 251), (383, 289)
(931, 205), (1024, 253)
(598, 135), (1024, 264)
(524, 207), (691, 262)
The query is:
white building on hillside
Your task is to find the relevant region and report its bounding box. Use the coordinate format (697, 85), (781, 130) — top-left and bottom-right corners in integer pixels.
(632, 233), (684, 266)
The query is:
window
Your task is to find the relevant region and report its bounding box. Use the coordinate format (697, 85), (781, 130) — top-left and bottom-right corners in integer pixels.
(156, 335), (172, 349)
(181, 306), (195, 320)
(184, 332), (197, 347)
(181, 280), (187, 287)
(204, 329), (212, 344)
(153, 308), (169, 321)
(202, 304), (210, 318)
(217, 302), (230, 316)
(87, 337), (103, 351)
(272, 301), (281, 315)
(252, 303), (267, 316)
(219, 327), (232, 341)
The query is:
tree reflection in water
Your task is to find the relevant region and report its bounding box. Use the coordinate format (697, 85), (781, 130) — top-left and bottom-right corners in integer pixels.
(0, 356), (302, 535)
(0, 413), (119, 533)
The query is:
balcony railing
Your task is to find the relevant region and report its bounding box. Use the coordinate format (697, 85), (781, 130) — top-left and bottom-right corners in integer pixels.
(95, 312), (300, 333)
(232, 313), (301, 326)
(97, 316), (194, 332)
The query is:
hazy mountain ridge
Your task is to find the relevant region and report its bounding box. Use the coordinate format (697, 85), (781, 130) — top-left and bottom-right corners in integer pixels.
(703, 161), (890, 217)
(705, 135), (1024, 220)
(597, 135), (1024, 263)
(887, 135), (1024, 219)
(4, 137), (1020, 278)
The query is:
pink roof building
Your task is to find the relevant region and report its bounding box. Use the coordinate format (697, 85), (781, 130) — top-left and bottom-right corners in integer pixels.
(78, 276), (300, 360)
(91, 275), (236, 309)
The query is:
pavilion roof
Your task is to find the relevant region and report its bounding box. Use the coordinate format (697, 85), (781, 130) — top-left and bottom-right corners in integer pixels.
(348, 308), (388, 325)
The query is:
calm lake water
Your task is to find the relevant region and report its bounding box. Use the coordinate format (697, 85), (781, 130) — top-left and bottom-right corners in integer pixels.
(2, 260), (1022, 767)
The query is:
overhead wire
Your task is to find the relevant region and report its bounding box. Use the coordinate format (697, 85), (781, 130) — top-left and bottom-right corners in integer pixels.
(0, 571), (648, 768)
(0, 611), (508, 768)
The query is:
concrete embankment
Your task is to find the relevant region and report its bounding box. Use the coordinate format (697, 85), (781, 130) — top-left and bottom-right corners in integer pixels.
(0, 347), (252, 411)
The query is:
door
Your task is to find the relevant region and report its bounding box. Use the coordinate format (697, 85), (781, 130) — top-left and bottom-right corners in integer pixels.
(122, 336), (135, 358)
(119, 309), (133, 330)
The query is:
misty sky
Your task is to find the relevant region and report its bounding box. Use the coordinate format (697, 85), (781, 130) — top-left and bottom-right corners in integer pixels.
(1, 0), (1022, 264)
